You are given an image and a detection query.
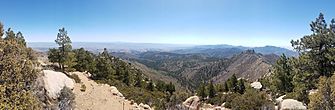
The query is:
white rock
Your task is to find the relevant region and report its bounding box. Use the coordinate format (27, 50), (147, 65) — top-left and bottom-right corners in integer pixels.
(250, 81), (262, 89)
(280, 99), (306, 110)
(139, 103), (152, 110)
(275, 95), (286, 103)
(86, 72), (92, 77)
(42, 70), (75, 99)
(110, 86), (124, 97)
(308, 89), (318, 95)
(183, 96), (200, 110)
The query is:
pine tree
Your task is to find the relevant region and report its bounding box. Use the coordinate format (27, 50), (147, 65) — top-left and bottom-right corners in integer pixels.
(270, 54), (293, 94)
(166, 82), (176, 95)
(287, 13), (335, 104)
(123, 70), (130, 86)
(197, 82), (207, 99)
(223, 81), (229, 92)
(227, 74), (238, 92)
(237, 79), (245, 94)
(291, 13), (335, 77)
(146, 81), (154, 91)
(92, 49), (115, 80)
(73, 48), (96, 72)
(49, 27), (76, 72)
(135, 73), (143, 87)
(156, 81), (166, 92)
(208, 81), (216, 98)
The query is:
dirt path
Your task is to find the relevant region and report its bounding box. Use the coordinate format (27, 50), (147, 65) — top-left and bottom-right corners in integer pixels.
(72, 72), (144, 110)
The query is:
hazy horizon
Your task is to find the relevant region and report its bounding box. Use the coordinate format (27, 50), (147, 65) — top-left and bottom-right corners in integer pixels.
(1, 0), (335, 48)
(27, 41), (294, 50)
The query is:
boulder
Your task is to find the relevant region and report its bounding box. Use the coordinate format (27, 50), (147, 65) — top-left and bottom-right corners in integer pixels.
(280, 99), (306, 110)
(42, 70), (74, 99)
(139, 103), (152, 110)
(308, 89), (318, 95)
(183, 96), (200, 110)
(275, 95), (286, 104)
(110, 86), (124, 97)
(250, 81), (262, 89)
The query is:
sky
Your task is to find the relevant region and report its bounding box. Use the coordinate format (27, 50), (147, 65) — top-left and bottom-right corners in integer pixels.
(0, 0), (334, 48)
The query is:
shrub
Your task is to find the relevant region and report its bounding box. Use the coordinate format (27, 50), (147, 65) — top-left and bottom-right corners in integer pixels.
(58, 87), (75, 110)
(69, 74), (81, 83)
(80, 84), (86, 92)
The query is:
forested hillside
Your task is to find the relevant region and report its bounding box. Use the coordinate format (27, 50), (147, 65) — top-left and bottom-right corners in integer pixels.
(114, 49), (276, 89)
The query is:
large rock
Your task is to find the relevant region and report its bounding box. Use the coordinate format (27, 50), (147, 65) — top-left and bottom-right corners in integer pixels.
(139, 103), (152, 110)
(280, 99), (306, 110)
(275, 95), (286, 104)
(110, 86), (124, 97)
(250, 81), (262, 90)
(42, 70), (75, 99)
(183, 96), (200, 110)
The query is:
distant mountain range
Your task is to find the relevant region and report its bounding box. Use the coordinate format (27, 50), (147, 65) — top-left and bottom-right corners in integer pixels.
(28, 42), (298, 57)
(29, 42), (297, 90)
(172, 45), (298, 57)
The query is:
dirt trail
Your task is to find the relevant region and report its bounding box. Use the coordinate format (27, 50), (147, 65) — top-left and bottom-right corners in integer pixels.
(72, 72), (142, 110)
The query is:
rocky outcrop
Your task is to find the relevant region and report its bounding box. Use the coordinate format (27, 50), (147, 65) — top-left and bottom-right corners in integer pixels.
(183, 96), (200, 110)
(139, 103), (152, 110)
(182, 96), (231, 110)
(42, 70), (75, 99)
(251, 81), (262, 90)
(280, 99), (306, 110)
(110, 86), (123, 97)
(275, 95), (286, 104)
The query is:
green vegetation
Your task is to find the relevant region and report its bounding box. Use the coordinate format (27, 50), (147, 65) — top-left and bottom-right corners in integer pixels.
(196, 75), (246, 105)
(49, 43), (178, 108)
(48, 28), (77, 72)
(195, 75), (273, 109)
(69, 74), (81, 83)
(0, 22), (41, 109)
(72, 48), (95, 72)
(261, 13), (335, 107)
(58, 87), (75, 110)
(80, 84), (86, 92)
(266, 54), (294, 96)
(84, 48), (177, 109)
(227, 88), (274, 109)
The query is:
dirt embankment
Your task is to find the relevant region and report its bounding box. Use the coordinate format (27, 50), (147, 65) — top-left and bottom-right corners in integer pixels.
(72, 72), (151, 110)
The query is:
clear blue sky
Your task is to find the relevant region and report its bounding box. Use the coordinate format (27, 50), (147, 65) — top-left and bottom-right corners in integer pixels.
(0, 0), (334, 47)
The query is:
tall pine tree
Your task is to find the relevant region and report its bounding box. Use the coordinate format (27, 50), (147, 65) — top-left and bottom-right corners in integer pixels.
(48, 28), (76, 72)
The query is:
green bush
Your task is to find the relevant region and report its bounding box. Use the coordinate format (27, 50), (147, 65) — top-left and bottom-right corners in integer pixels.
(69, 74), (81, 83)
(228, 88), (274, 110)
(58, 87), (75, 110)
(80, 84), (86, 92)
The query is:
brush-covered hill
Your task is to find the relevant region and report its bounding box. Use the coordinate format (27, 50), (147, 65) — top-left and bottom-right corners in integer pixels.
(114, 50), (277, 89)
(212, 50), (273, 83)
